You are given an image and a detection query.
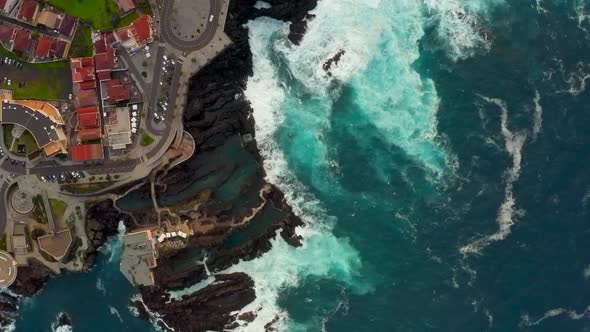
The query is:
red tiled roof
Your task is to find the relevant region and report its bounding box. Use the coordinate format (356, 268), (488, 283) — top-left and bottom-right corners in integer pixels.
(13, 29), (30, 53)
(35, 35), (53, 58)
(77, 112), (99, 129)
(94, 48), (115, 71)
(94, 37), (107, 54)
(59, 15), (77, 37)
(76, 106), (99, 115)
(130, 15), (153, 45)
(79, 80), (97, 90)
(75, 89), (98, 107)
(71, 66), (94, 83)
(115, 0), (135, 12)
(115, 27), (132, 42)
(81, 57), (94, 67)
(49, 39), (68, 58)
(70, 144), (104, 161)
(107, 84), (130, 104)
(78, 128), (102, 140)
(0, 0), (7, 11)
(97, 71), (111, 81)
(18, 0), (38, 22)
(0, 25), (15, 44)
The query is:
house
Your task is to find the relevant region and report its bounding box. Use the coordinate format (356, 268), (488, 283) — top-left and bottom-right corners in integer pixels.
(17, 0), (39, 23)
(115, 0), (135, 13)
(12, 29), (30, 53)
(69, 143), (104, 161)
(35, 35), (53, 58)
(36, 9), (59, 29)
(0, 25), (16, 50)
(0, 0), (19, 14)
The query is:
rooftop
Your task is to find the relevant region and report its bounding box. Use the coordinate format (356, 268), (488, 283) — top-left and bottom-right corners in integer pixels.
(13, 29), (30, 53)
(70, 143), (104, 161)
(18, 0), (38, 22)
(120, 230), (157, 286)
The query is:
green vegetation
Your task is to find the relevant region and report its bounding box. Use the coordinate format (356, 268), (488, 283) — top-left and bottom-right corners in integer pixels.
(115, 11), (139, 28)
(31, 228), (47, 241)
(32, 195), (48, 223)
(0, 44), (69, 100)
(136, 0), (153, 15)
(61, 182), (114, 194)
(140, 133), (155, 146)
(45, 0), (119, 30)
(49, 198), (68, 221)
(3, 124), (40, 155)
(0, 234), (6, 251)
(69, 24), (93, 57)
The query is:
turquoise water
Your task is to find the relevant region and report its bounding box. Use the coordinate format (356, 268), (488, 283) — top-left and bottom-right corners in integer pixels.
(14, 228), (155, 331)
(13, 0), (590, 331)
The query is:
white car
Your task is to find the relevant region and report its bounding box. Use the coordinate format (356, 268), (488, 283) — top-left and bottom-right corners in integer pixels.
(209, 15), (214, 22)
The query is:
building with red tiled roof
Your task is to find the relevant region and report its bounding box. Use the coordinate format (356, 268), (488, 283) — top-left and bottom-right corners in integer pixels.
(79, 80), (97, 90)
(35, 35), (52, 58)
(104, 79), (130, 104)
(115, 0), (135, 13)
(97, 71), (111, 81)
(49, 39), (68, 58)
(18, 0), (38, 23)
(70, 144), (104, 161)
(0, 0), (6, 11)
(71, 57), (95, 83)
(77, 112), (99, 129)
(59, 15), (77, 37)
(131, 15), (153, 45)
(12, 29), (30, 53)
(75, 89), (98, 107)
(0, 25), (16, 50)
(94, 49), (115, 72)
(78, 128), (102, 141)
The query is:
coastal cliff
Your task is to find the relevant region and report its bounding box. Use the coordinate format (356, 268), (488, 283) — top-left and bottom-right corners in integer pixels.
(129, 0), (318, 330)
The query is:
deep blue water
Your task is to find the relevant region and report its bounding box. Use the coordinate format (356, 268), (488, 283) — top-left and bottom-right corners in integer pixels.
(12, 0), (590, 331)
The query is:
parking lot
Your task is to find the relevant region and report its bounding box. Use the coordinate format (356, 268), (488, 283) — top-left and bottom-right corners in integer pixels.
(153, 55), (177, 123)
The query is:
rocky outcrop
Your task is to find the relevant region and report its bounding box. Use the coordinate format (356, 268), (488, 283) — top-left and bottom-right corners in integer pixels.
(51, 312), (72, 331)
(132, 273), (255, 332)
(84, 199), (133, 269)
(9, 258), (53, 297)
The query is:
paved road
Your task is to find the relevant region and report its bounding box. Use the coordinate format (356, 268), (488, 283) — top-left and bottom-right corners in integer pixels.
(0, 181), (8, 233)
(159, 0), (223, 52)
(0, 14), (61, 39)
(146, 45), (166, 135)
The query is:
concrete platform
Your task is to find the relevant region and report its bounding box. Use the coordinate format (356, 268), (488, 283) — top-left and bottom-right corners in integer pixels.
(0, 251), (17, 288)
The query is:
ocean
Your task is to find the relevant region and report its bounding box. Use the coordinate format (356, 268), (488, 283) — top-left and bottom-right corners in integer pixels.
(11, 0), (590, 331)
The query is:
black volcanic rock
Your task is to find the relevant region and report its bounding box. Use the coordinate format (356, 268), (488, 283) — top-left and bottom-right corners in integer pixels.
(135, 273), (255, 332)
(10, 258), (53, 297)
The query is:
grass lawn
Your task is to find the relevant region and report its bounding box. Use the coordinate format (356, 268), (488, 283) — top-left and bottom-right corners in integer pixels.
(115, 11), (139, 28)
(11, 129), (39, 156)
(61, 182), (114, 194)
(49, 198), (68, 221)
(136, 0), (153, 15)
(0, 44), (70, 100)
(69, 24), (93, 57)
(3, 124), (13, 149)
(140, 133), (155, 146)
(45, 0), (119, 30)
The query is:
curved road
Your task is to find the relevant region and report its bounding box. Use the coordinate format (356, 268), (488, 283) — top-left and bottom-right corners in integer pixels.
(159, 0), (223, 52)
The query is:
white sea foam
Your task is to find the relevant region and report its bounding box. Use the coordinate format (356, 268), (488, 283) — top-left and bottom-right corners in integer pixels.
(109, 306), (123, 323)
(166, 276), (215, 302)
(422, 0), (502, 61)
(129, 294), (175, 332)
(254, 1), (271, 10)
(558, 62), (590, 96)
(583, 265), (590, 280)
(532, 90), (543, 141)
(0, 322), (14, 332)
(520, 306), (590, 326)
(461, 96), (526, 255)
(96, 278), (106, 295)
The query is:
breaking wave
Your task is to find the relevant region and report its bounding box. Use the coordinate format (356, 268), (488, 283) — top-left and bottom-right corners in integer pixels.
(520, 306), (590, 326)
(238, 0), (508, 329)
(461, 96), (527, 255)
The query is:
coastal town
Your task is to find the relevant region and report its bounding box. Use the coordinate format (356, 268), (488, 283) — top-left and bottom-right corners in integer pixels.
(0, 0), (232, 287)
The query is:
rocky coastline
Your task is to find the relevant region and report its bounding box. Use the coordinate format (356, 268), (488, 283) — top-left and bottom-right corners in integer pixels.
(2, 0), (318, 331)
